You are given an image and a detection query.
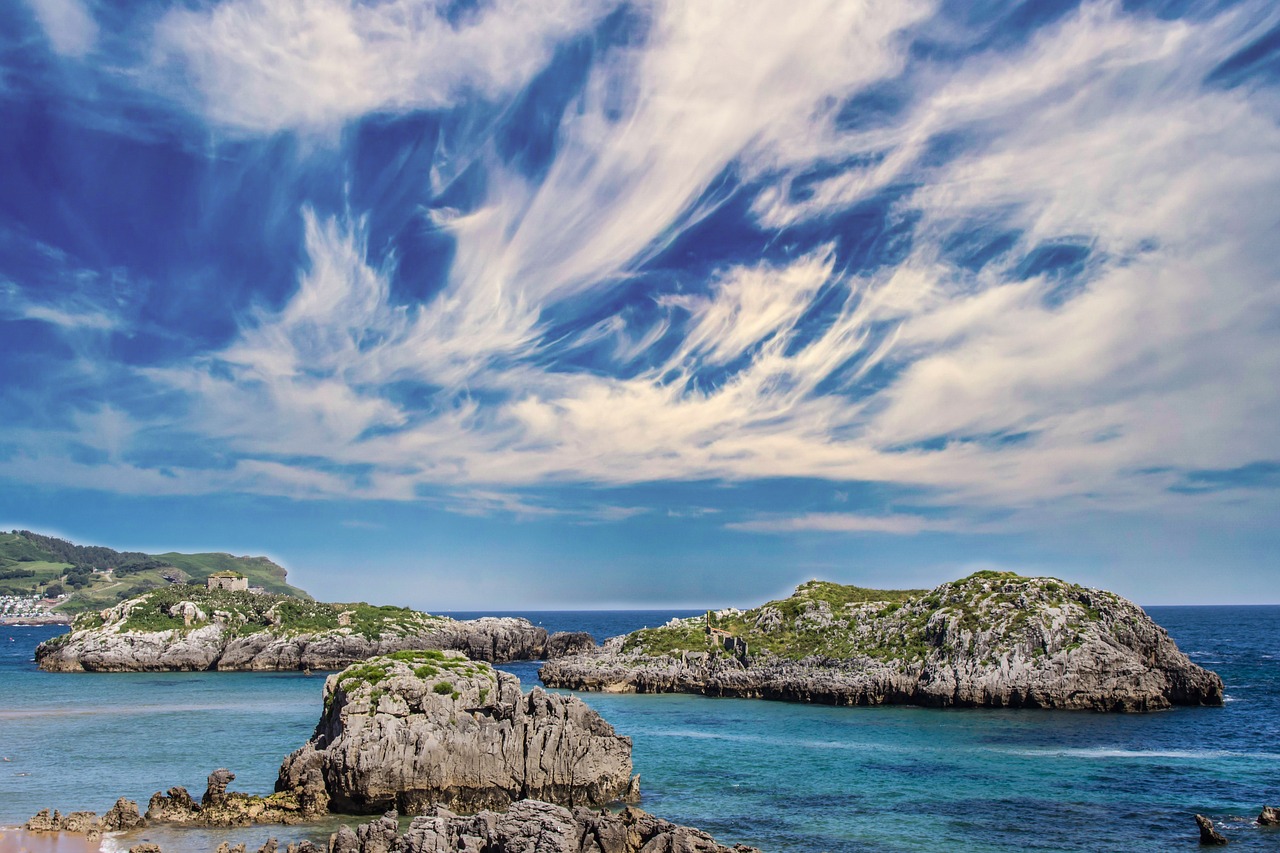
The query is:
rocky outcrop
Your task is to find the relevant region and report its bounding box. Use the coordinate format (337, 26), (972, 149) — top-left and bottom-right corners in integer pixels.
(542, 573), (1224, 712)
(328, 803), (760, 853)
(103, 797), (145, 830)
(144, 767), (325, 826)
(276, 650), (638, 814)
(24, 808), (103, 839)
(1259, 806), (1280, 826)
(36, 593), (550, 672)
(1196, 814), (1229, 845)
(545, 631), (596, 659)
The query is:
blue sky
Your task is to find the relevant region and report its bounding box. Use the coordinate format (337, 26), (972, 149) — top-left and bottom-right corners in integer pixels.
(2, 0), (1278, 608)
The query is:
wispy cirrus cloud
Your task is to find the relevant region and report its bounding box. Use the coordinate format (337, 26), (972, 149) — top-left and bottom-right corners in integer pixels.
(151, 0), (609, 134)
(2, 0), (1278, 554)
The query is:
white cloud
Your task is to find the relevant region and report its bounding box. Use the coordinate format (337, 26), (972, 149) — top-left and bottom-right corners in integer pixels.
(24, 0), (98, 58)
(151, 0), (606, 133)
(11, 0), (1280, 538)
(727, 513), (969, 535)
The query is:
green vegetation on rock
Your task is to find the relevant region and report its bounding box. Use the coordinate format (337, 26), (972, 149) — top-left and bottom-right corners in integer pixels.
(106, 584), (445, 639)
(620, 572), (1118, 667)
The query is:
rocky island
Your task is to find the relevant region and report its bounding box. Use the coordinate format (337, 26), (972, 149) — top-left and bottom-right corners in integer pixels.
(541, 571), (1224, 711)
(34, 586), (572, 671)
(278, 649), (639, 813)
(24, 650), (759, 852)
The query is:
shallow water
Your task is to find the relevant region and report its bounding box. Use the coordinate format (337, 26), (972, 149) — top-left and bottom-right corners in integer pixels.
(2, 606), (1278, 851)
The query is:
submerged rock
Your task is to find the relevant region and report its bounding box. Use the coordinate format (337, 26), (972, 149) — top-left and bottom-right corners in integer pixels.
(543, 572), (1224, 712)
(277, 650), (639, 814)
(331, 802), (760, 853)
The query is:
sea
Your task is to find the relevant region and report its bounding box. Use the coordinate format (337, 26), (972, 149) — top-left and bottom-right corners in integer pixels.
(1, 607), (1278, 852)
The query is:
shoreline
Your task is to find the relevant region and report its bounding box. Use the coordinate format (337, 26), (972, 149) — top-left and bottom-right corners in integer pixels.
(0, 829), (102, 853)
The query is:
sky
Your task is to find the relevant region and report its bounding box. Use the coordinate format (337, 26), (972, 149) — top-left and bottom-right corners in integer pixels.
(1, 0), (1278, 608)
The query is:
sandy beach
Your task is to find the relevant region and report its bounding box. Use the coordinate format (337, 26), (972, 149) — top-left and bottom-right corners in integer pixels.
(0, 830), (102, 853)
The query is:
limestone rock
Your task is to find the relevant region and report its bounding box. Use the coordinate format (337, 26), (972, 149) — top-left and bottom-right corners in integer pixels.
(37, 606), (549, 672)
(338, 801), (759, 853)
(1196, 814), (1228, 845)
(146, 787), (199, 823)
(1258, 806), (1280, 825)
(543, 574), (1223, 712)
(25, 808), (104, 835)
(103, 797), (145, 831)
(143, 772), (311, 827)
(60, 811), (99, 834)
(205, 768), (237, 806)
(277, 650), (637, 814)
(130, 845), (164, 853)
(545, 632), (596, 659)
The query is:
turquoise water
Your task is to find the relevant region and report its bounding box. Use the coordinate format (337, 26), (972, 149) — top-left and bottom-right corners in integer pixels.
(2, 607), (1278, 851)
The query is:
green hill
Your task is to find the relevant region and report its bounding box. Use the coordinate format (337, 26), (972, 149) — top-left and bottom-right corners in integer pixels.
(0, 530), (310, 613)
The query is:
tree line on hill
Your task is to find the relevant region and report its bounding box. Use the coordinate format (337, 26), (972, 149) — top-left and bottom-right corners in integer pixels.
(12, 530), (154, 570)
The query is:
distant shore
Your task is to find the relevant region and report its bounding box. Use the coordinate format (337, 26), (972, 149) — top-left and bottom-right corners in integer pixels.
(1, 616), (71, 627)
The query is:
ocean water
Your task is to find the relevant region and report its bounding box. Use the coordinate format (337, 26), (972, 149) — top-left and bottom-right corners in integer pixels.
(1, 607), (1278, 851)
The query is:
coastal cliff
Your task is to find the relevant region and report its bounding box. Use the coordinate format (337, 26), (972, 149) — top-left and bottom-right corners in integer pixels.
(34, 586), (553, 671)
(541, 571), (1224, 712)
(277, 650), (639, 813)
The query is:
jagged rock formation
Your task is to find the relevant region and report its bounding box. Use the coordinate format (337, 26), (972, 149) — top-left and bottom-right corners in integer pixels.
(35, 588), (550, 671)
(25, 808), (104, 841)
(327, 803), (760, 853)
(24, 798), (144, 841)
(545, 631), (596, 659)
(1196, 814), (1229, 845)
(1258, 806), (1280, 826)
(542, 572), (1224, 712)
(144, 767), (328, 826)
(277, 650), (638, 814)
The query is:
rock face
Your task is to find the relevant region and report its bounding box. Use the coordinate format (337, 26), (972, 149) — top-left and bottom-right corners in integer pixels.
(276, 650), (638, 814)
(542, 573), (1224, 712)
(328, 803), (760, 853)
(1258, 805), (1280, 826)
(545, 631), (596, 659)
(35, 590), (550, 672)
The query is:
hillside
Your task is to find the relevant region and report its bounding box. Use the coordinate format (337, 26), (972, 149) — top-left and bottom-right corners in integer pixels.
(0, 530), (309, 614)
(541, 571), (1224, 712)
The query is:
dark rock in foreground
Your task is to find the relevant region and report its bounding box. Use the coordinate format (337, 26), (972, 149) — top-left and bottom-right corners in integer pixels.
(1196, 814), (1229, 845)
(278, 650), (639, 814)
(542, 572), (1224, 712)
(328, 802), (760, 853)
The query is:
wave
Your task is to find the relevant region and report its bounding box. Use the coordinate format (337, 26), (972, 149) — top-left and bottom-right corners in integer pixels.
(995, 746), (1280, 761)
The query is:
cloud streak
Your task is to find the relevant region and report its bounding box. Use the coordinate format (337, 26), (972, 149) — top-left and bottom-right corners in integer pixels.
(2, 0), (1278, 547)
